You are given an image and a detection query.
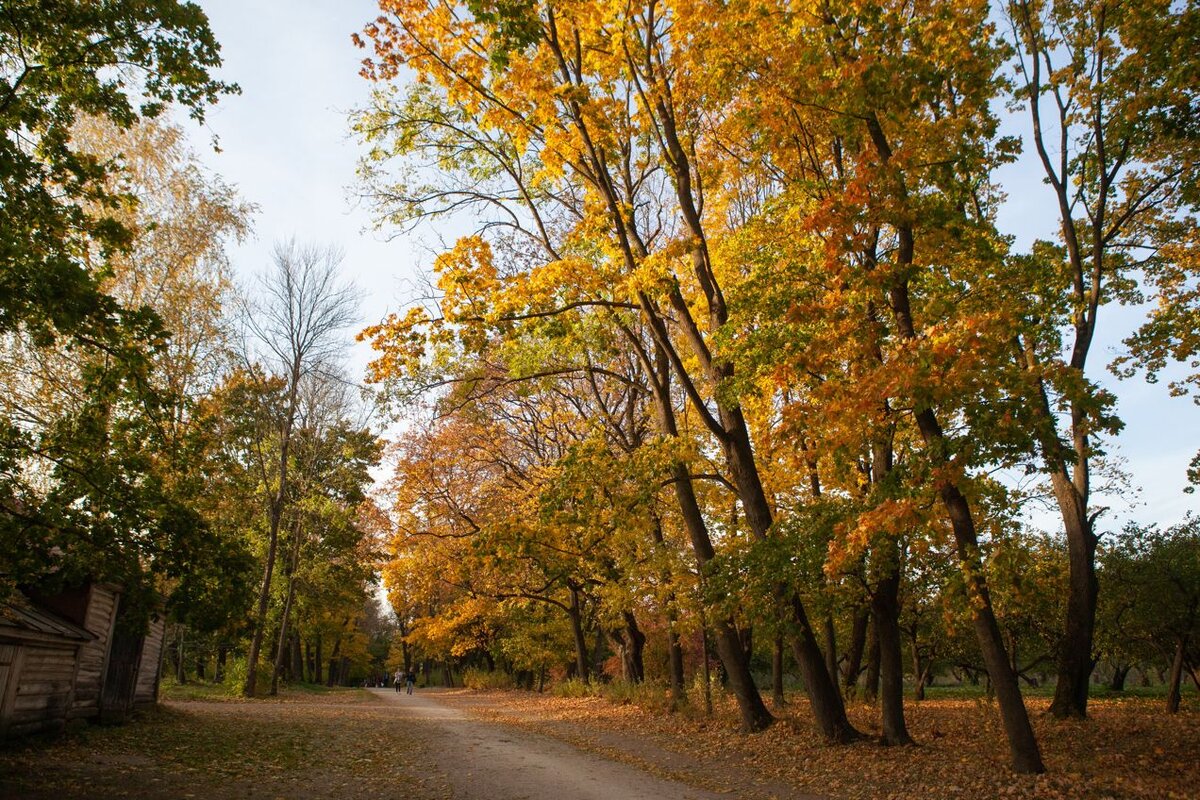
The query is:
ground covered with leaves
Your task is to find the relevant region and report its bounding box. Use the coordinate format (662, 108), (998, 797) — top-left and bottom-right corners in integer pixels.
(444, 689), (1197, 800)
(0, 688), (450, 800)
(0, 686), (1194, 799)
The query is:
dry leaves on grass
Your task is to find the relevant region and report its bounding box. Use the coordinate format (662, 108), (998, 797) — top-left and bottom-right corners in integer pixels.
(442, 690), (1198, 800)
(0, 690), (451, 800)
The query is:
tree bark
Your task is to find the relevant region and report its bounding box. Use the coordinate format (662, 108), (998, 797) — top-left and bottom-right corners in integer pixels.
(567, 585), (590, 682)
(1167, 637), (1187, 713)
(863, 622), (880, 705)
(772, 633), (786, 707)
(270, 518), (303, 695)
(873, 561), (913, 745)
(1048, 480), (1099, 718)
(843, 603), (870, 699)
(620, 611), (646, 682)
(886, 270), (1044, 773)
(1108, 664), (1129, 692)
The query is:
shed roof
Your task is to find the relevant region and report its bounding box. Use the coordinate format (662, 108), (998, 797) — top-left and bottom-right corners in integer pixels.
(0, 595), (94, 642)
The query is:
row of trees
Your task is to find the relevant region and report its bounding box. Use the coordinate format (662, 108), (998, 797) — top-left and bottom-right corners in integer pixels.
(0, 2), (385, 696)
(354, 0), (1199, 775)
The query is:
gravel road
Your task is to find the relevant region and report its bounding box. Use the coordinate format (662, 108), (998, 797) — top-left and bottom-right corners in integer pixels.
(372, 688), (724, 800)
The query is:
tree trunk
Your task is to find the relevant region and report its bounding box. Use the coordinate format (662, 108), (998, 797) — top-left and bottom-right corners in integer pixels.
(326, 632), (343, 687)
(1109, 664), (1129, 692)
(843, 603), (870, 699)
(270, 519), (303, 695)
(216, 644), (227, 683)
(642, 342), (771, 731)
(667, 615), (686, 703)
(620, 611), (646, 682)
(886, 284), (1043, 771)
(863, 622), (880, 704)
(772, 633), (786, 707)
(911, 638), (926, 702)
(651, 516), (686, 704)
(567, 586), (590, 682)
(1167, 637), (1187, 713)
(873, 563), (913, 745)
(1048, 484), (1099, 719)
(244, 493), (284, 697)
(824, 612), (839, 698)
(789, 595), (861, 742)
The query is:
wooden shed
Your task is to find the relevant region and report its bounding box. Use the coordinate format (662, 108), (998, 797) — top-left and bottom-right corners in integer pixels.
(30, 582), (122, 721)
(0, 597), (94, 736)
(1, 583), (166, 736)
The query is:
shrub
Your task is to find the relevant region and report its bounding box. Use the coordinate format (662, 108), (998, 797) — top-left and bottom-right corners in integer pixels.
(461, 668), (517, 690)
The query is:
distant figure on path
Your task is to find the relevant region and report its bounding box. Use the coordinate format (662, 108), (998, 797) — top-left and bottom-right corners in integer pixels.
(406, 669), (415, 694)
(394, 669), (404, 692)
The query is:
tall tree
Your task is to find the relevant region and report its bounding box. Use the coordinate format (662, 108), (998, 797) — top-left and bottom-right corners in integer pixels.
(1006, 0), (1200, 719)
(238, 242), (360, 697)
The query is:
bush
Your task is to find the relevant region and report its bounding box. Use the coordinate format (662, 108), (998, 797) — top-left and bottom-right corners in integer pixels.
(601, 679), (678, 713)
(220, 656), (272, 695)
(461, 668), (517, 690)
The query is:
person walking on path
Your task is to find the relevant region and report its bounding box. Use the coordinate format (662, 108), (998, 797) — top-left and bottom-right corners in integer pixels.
(394, 669), (404, 692)
(406, 669), (415, 694)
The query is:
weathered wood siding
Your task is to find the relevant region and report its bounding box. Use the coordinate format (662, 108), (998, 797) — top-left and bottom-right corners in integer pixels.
(69, 584), (120, 720)
(133, 617), (165, 706)
(2, 644), (78, 736)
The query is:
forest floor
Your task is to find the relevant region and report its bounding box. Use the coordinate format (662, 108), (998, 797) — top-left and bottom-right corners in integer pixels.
(0, 685), (1194, 800)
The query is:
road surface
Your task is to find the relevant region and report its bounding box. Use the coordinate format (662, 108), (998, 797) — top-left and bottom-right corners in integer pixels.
(370, 688), (725, 800)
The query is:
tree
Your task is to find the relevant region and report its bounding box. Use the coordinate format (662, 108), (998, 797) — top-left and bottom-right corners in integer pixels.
(237, 241), (360, 697)
(0, 113), (250, 622)
(0, 0), (233, 342)
(1006, 0), (1200, 718)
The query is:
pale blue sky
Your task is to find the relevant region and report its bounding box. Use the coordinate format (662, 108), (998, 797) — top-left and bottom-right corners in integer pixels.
(186, 1), (1195, 533)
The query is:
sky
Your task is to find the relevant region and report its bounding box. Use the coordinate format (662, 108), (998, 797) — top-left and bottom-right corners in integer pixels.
(185, 0), (1196, 533)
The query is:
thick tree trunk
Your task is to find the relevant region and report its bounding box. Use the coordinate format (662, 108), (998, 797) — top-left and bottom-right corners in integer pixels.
(824, 613), (839, 697)
(1167, 638), (1187, 713)
(789, 595), (861, 742)
(772, 634), (786, 707)
(643, 344), (771, 731)
(216, 645), (227, 683)
(1109, 664), (1129, 692)
(873, 564), (913, 745)
(1049, 482), (1099, 719)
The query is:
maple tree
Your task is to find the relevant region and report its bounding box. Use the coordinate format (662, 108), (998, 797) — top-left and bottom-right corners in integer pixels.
(1005, 0), (1200, 720)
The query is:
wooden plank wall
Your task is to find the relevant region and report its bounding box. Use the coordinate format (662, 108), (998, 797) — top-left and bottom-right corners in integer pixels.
(3, 644), (78, 736)
(133, 617), (165, 706)
(70, 585), (120, 720)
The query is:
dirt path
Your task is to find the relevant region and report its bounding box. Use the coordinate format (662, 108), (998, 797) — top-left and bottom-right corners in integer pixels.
(0, 688), (757, 800)
(374, 687), (724, 799)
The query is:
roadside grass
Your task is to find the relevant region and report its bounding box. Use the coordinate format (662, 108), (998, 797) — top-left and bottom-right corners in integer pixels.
(0, 689), (447, 800)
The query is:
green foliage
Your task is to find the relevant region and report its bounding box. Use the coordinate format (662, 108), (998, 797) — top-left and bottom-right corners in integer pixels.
(461, 668), (517, 690)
